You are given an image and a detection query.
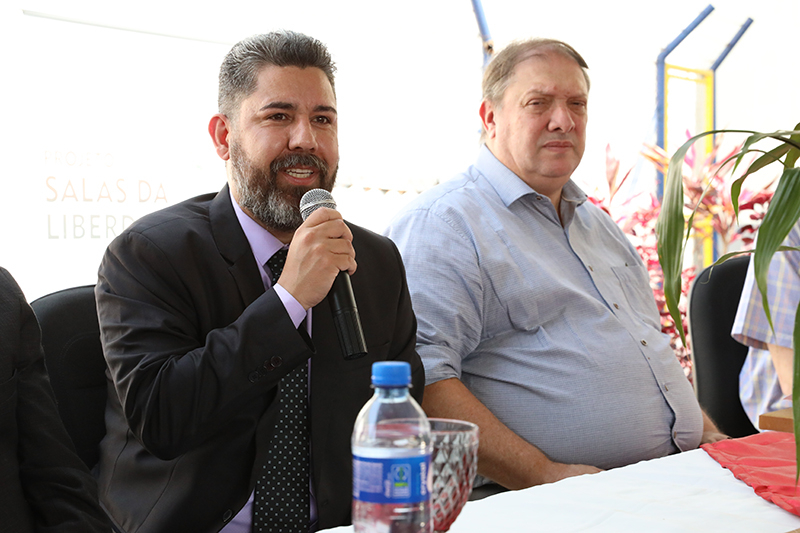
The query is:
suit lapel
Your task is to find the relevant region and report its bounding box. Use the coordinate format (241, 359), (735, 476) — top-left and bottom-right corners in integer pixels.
(209, 185), (264, 307)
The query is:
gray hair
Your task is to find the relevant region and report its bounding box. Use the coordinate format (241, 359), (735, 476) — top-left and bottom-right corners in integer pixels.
(481, 38), (590, 143)
(218, 31), (336, 122)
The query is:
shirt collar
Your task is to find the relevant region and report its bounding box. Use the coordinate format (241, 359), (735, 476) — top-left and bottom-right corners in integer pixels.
(230, 189), (286, 269)
(475, 144), (588, 208)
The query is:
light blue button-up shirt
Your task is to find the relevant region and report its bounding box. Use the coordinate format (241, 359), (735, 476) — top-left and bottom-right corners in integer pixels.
(385, 146), (702, 471)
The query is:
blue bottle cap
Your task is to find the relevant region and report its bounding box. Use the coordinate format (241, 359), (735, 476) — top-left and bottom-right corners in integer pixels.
(371, 361), (411, 387)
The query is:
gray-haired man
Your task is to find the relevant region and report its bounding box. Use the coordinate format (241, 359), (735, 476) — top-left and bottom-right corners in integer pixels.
(385, 38), (725, 493)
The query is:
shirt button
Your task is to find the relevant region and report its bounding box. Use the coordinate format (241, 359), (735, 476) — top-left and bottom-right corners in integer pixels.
(673, 430), (678, 439)
(536, 196), (543, 201)
(613, 303), (620, 309)
(223, 509), (233, 522)
(588, 265), (594, 272)
(270, 356), (283, 368)
(263, 360), (274, 371)
(640, 339), (648, 346)
(248, 371), (259, 383)
(665, 384), (670, 391)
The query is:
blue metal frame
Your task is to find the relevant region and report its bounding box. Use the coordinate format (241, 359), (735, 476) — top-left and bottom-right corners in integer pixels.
(710, 18), (752, 260)
(655, 4), (715, 200)
(655, 5), (753, 201)
(470, 0), (494, 68)
(710, 18), (753, 130)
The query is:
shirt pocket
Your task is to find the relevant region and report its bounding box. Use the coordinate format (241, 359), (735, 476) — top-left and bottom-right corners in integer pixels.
(481, 228), (545, 336)
(610, 265), (661, 330)
(483, 254), (541, 336)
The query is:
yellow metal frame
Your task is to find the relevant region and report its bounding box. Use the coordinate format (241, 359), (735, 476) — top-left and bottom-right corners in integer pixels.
(664, 63), (715, 266)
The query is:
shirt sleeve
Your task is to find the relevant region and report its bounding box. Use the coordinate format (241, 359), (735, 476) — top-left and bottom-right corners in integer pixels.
(385, 207), (483, 385)
(274, 283), (307, 329)
(732, 224), (800, 349)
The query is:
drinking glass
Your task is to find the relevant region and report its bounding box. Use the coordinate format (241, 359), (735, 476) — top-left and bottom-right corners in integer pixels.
(428, 418), (479, 532)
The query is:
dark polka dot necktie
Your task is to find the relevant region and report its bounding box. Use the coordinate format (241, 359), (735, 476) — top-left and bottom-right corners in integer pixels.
(253, 247), (310, 532)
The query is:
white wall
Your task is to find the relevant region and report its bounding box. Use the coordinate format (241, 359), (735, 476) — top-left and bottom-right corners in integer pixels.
(2, 0), (797, 299)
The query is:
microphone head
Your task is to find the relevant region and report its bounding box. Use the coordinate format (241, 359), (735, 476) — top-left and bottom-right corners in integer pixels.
(300, 189), (337, 221)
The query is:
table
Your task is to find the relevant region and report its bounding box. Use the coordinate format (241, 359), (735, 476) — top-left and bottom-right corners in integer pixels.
(761, 408), (794, 433)
(325, 449), (800, 532)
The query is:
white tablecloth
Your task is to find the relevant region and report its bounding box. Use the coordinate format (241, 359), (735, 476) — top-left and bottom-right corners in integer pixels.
(326, 449), (800, 532)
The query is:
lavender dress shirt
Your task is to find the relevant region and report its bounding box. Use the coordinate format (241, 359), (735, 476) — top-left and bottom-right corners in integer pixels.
(221, 192), (314, 532)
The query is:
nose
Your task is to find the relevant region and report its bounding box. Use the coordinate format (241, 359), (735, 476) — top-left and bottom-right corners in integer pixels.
(548, 102), (575, 133)
(289, 118), (317, 152)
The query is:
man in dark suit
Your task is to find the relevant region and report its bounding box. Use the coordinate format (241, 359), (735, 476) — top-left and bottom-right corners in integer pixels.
(0, 267), (110, 533)
(94, 32), (423, 533)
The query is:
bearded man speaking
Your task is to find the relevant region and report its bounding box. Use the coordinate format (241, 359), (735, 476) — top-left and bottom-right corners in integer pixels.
(94, 31), (423, 533)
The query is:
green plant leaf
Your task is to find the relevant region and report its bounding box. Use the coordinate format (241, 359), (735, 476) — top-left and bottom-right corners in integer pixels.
(657, 129), (756, 345)
(656, 133), (712, 346)
(658, 129), (800, 347)
(711, 250), (752, 264)
(752, 167), (800, 331)
(656, 123), (800, 481)
(730, 145), (790, 217)
(786, 123), (800, 168)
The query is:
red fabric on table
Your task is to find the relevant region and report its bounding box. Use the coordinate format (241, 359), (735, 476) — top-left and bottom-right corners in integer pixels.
(701, 431), (800, 516)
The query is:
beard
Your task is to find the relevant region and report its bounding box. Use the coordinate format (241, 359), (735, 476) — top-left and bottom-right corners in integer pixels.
(229, 141), (337, 233)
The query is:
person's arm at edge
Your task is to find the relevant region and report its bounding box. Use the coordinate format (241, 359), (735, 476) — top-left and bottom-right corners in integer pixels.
(767, 343), (794, 398)
(700, 409), (729, 444)
(422, 377), (601, 490)
(771, 224), (800, 399)
(7, 270), (111, 532)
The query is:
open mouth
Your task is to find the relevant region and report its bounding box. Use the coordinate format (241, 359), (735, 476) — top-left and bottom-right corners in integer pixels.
(271, 153), (330, 188)
(284, 168), (315, 179)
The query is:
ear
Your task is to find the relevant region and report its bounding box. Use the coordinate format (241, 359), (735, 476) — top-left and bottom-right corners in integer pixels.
(479, 99), (497, 141)
(208, 113), (232, 161)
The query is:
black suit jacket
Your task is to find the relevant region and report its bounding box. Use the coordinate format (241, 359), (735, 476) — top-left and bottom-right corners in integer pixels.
(0, 268), (109, 533)
(95, 186), (424, 533)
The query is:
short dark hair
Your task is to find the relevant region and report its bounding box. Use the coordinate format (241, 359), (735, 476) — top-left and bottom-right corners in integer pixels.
(218, 31), (336, 122)
(481, 38), (590, 142)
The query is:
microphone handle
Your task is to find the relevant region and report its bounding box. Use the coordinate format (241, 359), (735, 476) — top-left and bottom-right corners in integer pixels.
(328, 271), (368, 360)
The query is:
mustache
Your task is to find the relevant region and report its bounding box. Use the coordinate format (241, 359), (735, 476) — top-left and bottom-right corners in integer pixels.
(270, 153), (329, 178)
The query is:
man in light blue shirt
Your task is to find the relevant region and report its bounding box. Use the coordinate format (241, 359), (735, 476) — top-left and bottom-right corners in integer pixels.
(385, 38), (726, 491)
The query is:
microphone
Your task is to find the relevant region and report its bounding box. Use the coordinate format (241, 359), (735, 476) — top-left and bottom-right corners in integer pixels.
(299, 189), (368, 360)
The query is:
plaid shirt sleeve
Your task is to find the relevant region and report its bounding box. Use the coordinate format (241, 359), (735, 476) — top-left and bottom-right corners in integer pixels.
(732, 222), (800, 349)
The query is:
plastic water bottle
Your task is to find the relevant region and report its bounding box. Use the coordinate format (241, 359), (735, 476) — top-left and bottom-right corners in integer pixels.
(352, 361), (432, 533)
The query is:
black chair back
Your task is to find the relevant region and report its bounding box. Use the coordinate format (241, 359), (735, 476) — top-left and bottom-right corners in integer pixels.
(30, 285), (107, 469)
(688, 255), (757, 438)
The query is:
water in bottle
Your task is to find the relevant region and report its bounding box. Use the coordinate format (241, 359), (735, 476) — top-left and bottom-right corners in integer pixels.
(352, 361), (432, 533)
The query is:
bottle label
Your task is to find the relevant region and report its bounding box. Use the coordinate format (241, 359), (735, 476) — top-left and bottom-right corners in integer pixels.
(352, 454), (431, 504)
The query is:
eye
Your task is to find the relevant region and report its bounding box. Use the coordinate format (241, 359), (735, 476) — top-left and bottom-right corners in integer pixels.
(313, 115), (333, 125)
(525, 98), (550, 111)
(267, 112), (289, 121)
